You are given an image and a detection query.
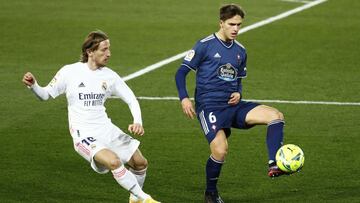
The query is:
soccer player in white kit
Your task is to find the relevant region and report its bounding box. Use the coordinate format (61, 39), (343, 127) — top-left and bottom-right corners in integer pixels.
(22, 30), (160, 203)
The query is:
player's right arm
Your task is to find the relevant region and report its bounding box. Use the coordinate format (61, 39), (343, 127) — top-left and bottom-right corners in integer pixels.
(22, 72), (50, 101)
(23, 67), (66, 101)
(175, 66), (196, 119)
(175, 41), (205, 119)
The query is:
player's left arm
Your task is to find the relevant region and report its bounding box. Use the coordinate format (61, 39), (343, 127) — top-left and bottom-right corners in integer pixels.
(228, 92), (241, 105)
(128, 123), (144, 136)
(228, 50), (247, 105)
(228, 66), (244, 105)
(112, 75), (144, 136)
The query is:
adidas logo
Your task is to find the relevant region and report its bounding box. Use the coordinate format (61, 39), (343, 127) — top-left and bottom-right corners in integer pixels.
(214, 53), (221, 58)
(78, 82), (85, 88)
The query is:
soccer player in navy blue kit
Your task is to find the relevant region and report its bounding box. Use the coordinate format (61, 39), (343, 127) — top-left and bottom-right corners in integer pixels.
(175, 4), (287, 203)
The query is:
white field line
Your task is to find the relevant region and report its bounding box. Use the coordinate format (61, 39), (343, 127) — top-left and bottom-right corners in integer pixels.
(136, 96), (360, 106)
(281, 0), (312, 4)
(122, 0), (327, 82)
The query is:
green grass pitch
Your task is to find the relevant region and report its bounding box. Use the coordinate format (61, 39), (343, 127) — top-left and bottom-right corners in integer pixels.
(0, 0), (359, 202)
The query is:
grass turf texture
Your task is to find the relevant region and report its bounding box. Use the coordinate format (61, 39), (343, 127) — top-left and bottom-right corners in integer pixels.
(1, 0), (359, 202)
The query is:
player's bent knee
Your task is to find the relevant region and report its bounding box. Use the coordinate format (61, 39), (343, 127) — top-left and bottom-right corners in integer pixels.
(142, 158), (148, 168)
(270, 109), (284, 121)
(135, 158), (148, 170)
(109, 158), (122, 170)
(212, 148), (228, 161)
(278, 111), (284, 120)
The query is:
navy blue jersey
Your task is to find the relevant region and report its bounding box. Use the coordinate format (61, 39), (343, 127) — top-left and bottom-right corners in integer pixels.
(181, 34), (247, 109)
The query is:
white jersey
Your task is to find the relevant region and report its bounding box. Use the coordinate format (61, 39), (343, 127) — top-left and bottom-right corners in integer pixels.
(43, 62), (142, 135)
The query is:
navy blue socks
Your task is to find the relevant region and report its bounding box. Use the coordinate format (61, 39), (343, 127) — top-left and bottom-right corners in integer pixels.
(206, 156), (224, 192)
(266, 120), (284, 164)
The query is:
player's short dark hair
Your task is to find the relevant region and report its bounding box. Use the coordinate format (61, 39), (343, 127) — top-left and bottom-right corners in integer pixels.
(80, 30), (109, 62)
(220, 4), (245, 21)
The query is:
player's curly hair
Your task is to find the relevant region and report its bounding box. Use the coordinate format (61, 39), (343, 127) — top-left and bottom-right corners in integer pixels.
(220, 4), (245, 21)
(80, 30), (109, 62)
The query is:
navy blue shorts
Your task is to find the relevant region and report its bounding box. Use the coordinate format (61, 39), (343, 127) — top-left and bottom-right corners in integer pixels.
(196, 101), (260, 144)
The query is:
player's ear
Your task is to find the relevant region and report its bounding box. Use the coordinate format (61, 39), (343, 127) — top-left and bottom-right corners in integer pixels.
(86, 49), (93, 57)
(220, 20), (224, 29)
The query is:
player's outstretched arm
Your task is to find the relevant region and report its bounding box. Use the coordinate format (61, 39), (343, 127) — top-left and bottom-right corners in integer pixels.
(22, 72), (50, 101)
(128, 123), (144, 136)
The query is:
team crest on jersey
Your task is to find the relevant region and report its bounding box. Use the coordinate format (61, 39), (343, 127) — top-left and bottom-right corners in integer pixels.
(184, 50), (195, 62)
(101, 82), (107, 91)
(237, 54), (241, 65)
(217, 63), (238, 81)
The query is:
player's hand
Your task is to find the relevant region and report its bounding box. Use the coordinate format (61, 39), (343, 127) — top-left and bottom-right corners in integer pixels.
(181, 97), (196, 119)
(228, 92), (241, 105)
(22, 72), (36, 87)
(128, 123), (144, 136)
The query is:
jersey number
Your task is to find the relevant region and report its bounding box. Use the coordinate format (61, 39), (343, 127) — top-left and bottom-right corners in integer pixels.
(81, 137), (96, 146)
(209, 112), (217, 123)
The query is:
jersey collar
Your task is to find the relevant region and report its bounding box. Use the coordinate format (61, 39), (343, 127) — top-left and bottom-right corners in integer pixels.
(214, 33), (233, 49)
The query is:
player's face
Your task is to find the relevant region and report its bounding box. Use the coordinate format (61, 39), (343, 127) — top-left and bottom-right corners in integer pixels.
(220, 15), (243, 41)
(89, 39), (111, 68)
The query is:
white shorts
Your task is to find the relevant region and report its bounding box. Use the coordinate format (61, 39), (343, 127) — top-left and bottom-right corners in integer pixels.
(71, 123), (140, 174)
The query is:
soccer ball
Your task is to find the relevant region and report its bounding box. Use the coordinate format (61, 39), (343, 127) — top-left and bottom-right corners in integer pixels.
(276, 144), (305, 173)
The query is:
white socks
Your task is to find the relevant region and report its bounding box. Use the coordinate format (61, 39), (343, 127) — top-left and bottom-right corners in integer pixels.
(112, 165), (149, 200)
(129, 167), (147, 187)
(129, 167), (148, 201)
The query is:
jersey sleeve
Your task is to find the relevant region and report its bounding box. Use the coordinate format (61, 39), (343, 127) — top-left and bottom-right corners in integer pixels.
(181, 41), (206, 71)
(111, 74), (142, 125)
(44, 66), (67, 98)
(175, 65), (191, 100)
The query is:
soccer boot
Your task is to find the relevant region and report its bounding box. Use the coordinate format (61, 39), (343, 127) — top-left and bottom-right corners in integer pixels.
(142, 197), (161, 203)
(204, 191), (224, 203)
(268, 165), (290, 178)
(129, 196), (142, 203)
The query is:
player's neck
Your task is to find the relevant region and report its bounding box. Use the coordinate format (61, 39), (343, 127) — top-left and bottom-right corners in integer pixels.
(215, 32), (232, 43)
(86, 61), (100, 71)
